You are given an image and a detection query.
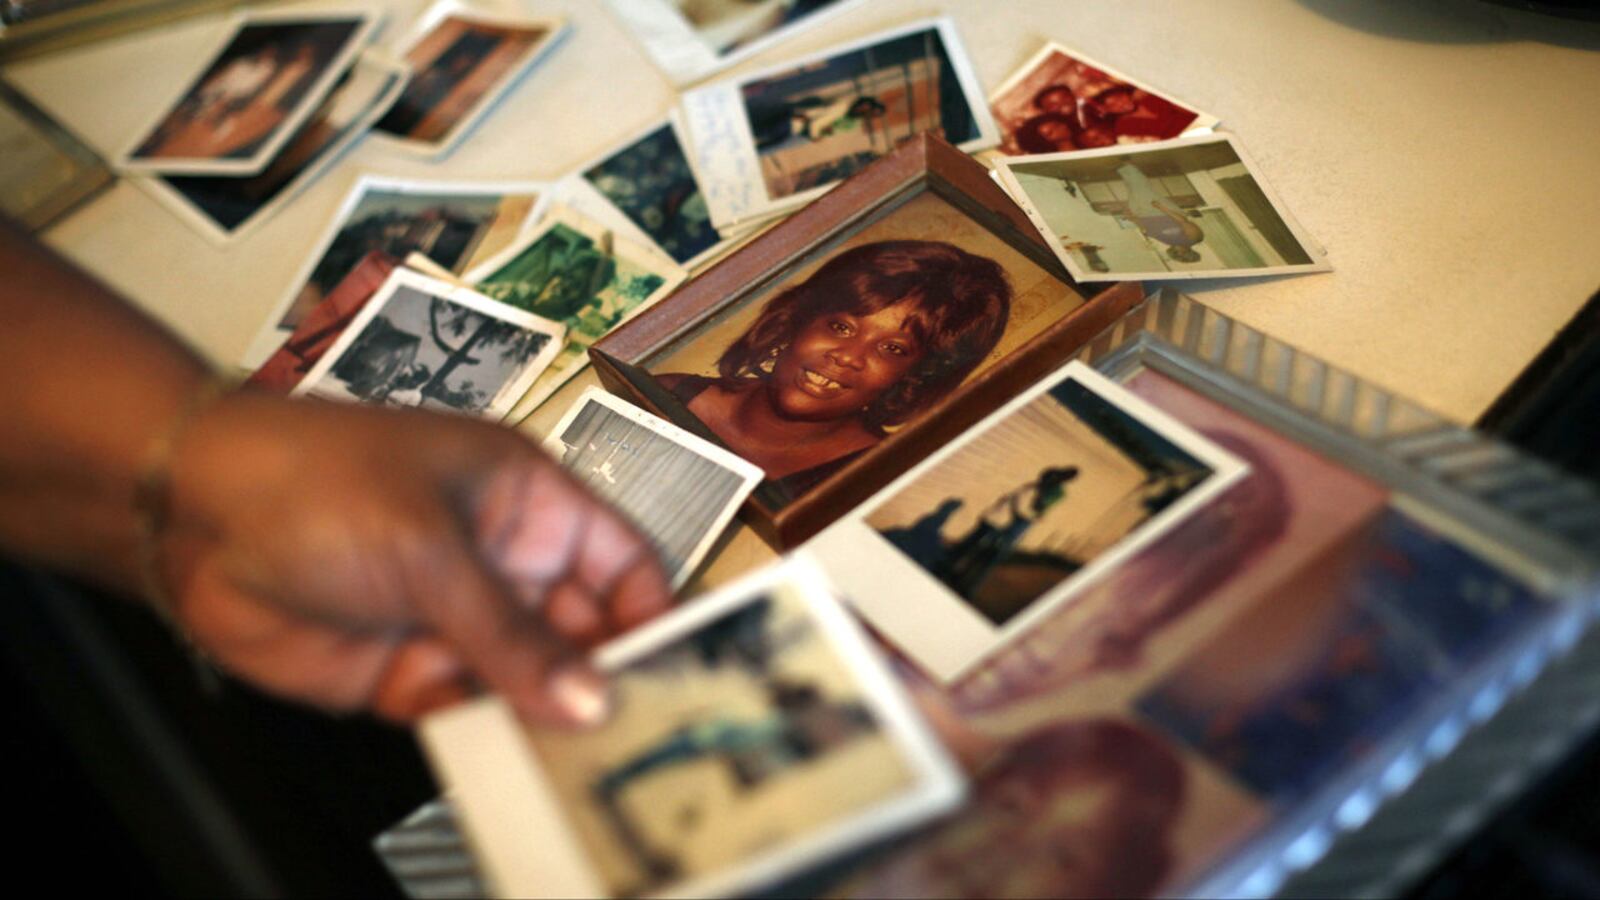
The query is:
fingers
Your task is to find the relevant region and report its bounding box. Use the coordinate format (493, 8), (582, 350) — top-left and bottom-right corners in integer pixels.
(397, 519), (611, 728)
(477, 458), (673, 643)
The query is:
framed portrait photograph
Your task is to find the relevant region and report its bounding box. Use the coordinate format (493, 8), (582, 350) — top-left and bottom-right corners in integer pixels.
(993, 133), (1331, 283)
(459, 206), (687, 422)
(678, 17), (999, 231)
(421, 557), (964, 899)
(241, 174), (547, 368)
(118, 7), (380, 176)
(292, 268), (564, 419)
(543, 388), (763, 587)
(0, 77), (112, 231)
(988, 40), (1218, 157)
(374, 0), (567, 157)
(136, 51), (408, 244)
(590, 133), (1146, 548)
(809, 360), (1249, 681)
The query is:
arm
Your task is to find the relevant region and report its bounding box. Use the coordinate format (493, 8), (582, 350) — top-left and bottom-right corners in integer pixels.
(1153, 200), (1205, 243)
(0, 220), (672, 725)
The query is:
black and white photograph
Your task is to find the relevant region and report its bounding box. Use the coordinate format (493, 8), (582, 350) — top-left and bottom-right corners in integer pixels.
(809, 361), (1249, 681)
(544, 388), (763, 586)
(421, 558), (964, 899)
(678, 17), (998, 229)
(119, 8), (379, 176)
(603, 0), (868, 88)
(292, 268), (564, 419)
(138, 52), (408, 243)
(240, 174), (546, 367)
(994, 133), (1330, 282)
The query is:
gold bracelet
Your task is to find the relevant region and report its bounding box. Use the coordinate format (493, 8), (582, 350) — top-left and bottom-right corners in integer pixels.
(132, 373), (239, 625)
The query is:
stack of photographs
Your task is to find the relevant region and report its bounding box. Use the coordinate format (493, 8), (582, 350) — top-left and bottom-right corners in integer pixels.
(117, 7), (387, 240)
(240, 174), (547, 368)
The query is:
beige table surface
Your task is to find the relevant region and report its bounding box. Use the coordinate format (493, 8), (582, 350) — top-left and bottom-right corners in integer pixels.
(6, 0), (1599, 587)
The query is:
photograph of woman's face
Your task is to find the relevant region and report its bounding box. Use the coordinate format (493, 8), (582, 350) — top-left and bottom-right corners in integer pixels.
(649, 192), (1087, 499)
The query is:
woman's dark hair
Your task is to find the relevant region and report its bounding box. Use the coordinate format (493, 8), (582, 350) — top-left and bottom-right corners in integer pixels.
(1014, 111), (1081, 153)
(715, 240), (1011, 431)
(1031, 83), (1077, 111)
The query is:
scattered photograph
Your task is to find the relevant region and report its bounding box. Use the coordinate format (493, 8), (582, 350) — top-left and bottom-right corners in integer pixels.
(248, 249), (400, 392)
(808, 361), (1249, 681)
(421, 559), (963, 899)
(645, 190), (1089, 503)
(604, 0), (868, 87)
(994, 133), (1330, 282)
(120, 9), (379, 176)
(989, 41), (1217, 156)
(292, 268), (564, 419)
(543, 388), (762, 586)
(240, 175), (544, 368)
(679, 18), (998, 228)
(579, 116), (727, 268)
(1137, 499), (1546, 804)
(142, 53), (408, 243)
(463, 208), (686, 421)
(944, 366), (1390, 716)
(375, 1), (566, 156)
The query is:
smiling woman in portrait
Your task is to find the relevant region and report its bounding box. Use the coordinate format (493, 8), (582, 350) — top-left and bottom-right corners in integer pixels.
(659, 240), (1012, 496)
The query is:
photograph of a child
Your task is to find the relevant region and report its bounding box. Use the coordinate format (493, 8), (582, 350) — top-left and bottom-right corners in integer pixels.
(126, 15), (369, 173)
(866, 366), (1236, 628)
(294, 272), (562, 418)
(521, 586), (911, 897)
(997, 134), (1329, 282)
(741, 23), (986, 200)
(546, 391), (761, 585)
(647, 191), (1087, 500)
(990, 43), (1215, 156)
(376, 11), (558, 150)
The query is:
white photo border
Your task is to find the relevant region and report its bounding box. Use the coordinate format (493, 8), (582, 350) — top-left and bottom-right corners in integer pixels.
(601, 0), (871, 89)
(679, 16), (1000, 231)
(421, 556), (965, 899)
(806, 359), (1252, 682)
(542, 386), (761, 588)
(992, 132), (1332, 283)
(118, 7), (382, 177)
(239, 173), (549, 369)
(290, 267), (565, 419)
(133, 51), (410, 246)
(371, 0), (569, 159)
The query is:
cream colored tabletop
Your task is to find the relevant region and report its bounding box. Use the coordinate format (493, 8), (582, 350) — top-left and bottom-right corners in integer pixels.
(6, 0), (1599, 584)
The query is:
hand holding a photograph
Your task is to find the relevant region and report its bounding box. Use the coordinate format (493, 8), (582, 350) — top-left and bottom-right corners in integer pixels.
(156, 394), (675, 727)
(0, 220), (672, 729)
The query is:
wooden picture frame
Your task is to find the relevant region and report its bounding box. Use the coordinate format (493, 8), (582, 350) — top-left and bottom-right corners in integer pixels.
(589, 133), (1145, 548)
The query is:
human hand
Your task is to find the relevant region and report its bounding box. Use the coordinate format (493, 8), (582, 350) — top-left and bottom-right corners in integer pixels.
(153, 391), (673, 727)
